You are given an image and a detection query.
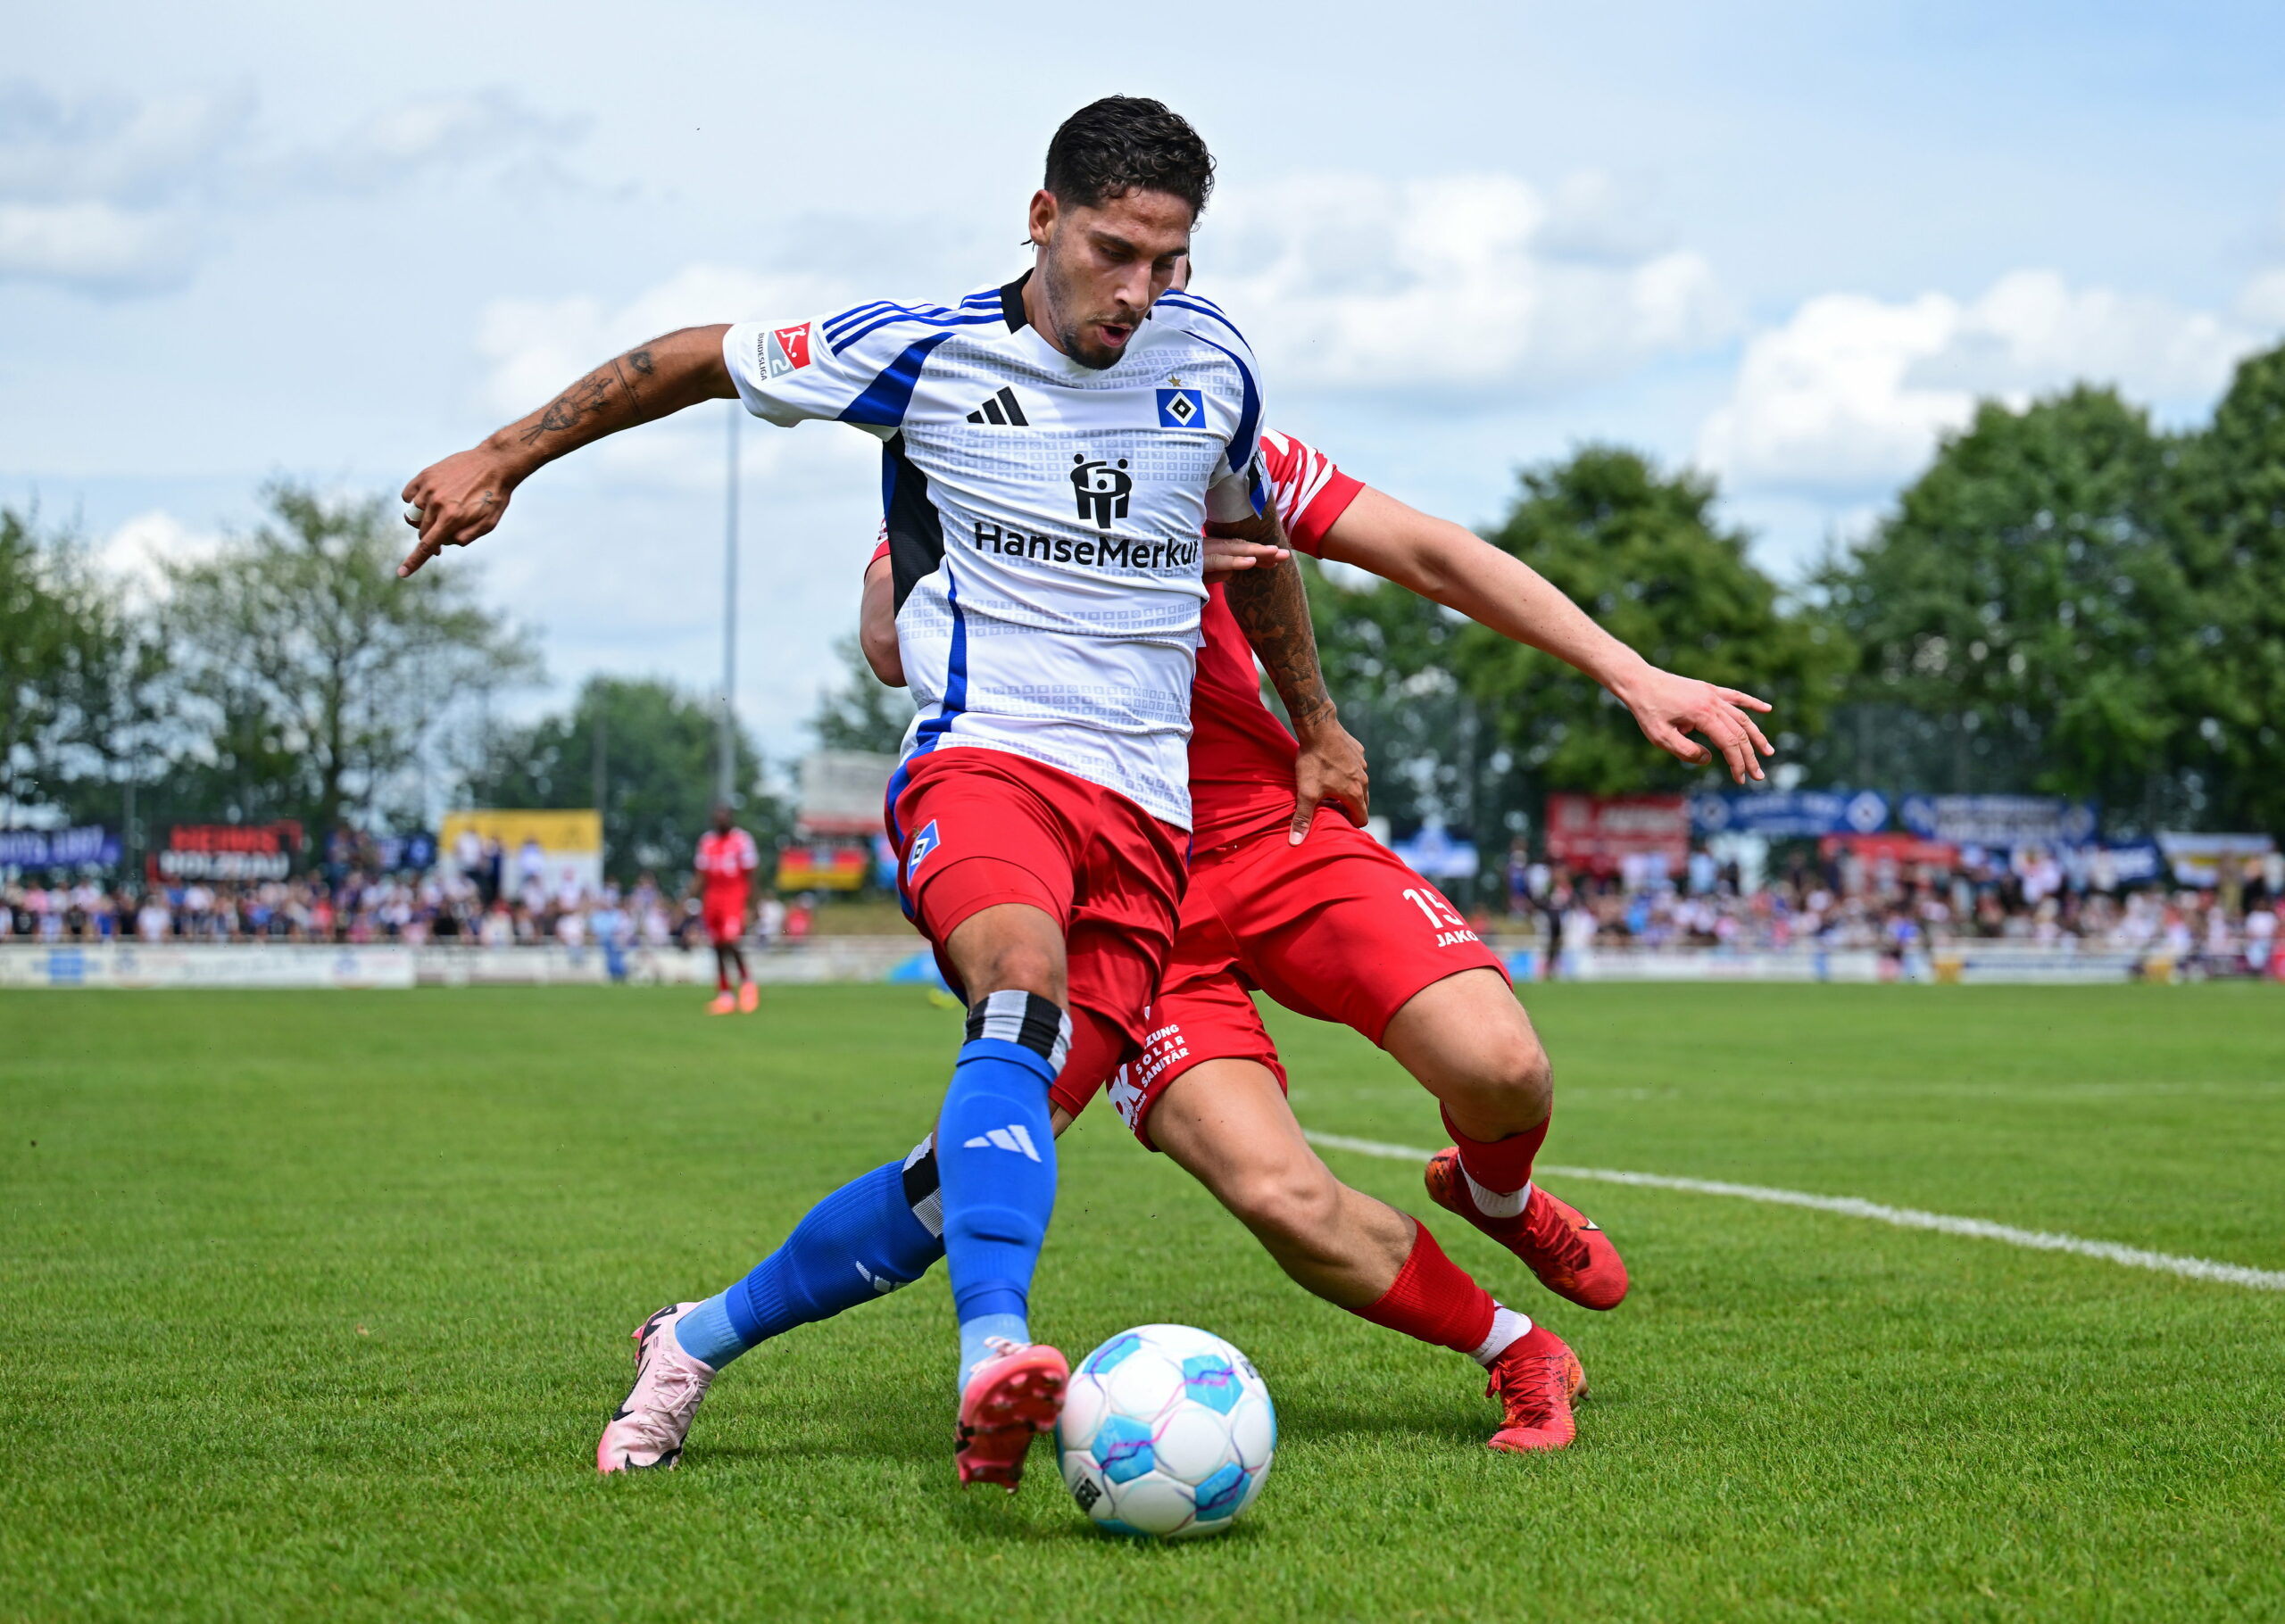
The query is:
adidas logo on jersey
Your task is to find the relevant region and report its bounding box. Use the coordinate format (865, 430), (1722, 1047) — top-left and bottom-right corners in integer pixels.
(964, 386), (1029, 427)
(962, 1123), (1042, 1162)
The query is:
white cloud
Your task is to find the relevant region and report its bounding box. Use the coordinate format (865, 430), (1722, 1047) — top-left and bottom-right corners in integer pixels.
(95, 509), (221, 601)
(293, 90), (590, 195)
(0, 199), (198, 292)
(1202, 171), (1729, 401)
(1699, 269), (2264, 493)
(0, 82), (251, 204)
(0, 81), (245, 292)
(475, 263), (877, 493)
(0, 79), (588, 295)
(2237, 267), (2285, 328)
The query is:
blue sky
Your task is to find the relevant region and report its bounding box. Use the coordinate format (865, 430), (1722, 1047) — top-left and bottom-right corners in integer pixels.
(7, 1), (2283, 758)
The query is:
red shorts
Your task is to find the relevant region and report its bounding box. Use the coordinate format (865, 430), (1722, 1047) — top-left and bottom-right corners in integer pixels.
(1055, 814), (1508, 1148)
(703, 898), (747, 944)
(890, 748), (1187, 1082)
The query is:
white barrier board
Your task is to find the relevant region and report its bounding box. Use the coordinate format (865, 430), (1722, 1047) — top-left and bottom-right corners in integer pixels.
(0, 943), (415, 990)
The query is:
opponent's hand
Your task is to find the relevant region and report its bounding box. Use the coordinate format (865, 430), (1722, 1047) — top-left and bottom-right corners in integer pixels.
(1615, 666), (1775, 783)
(1200, 526), (1290, 579)
(398, 446), (521, 577)
(1288, 713), (1369, 844)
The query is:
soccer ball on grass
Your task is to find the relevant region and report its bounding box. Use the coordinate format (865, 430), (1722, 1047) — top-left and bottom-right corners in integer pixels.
(1055, 1323), (1275, 1539)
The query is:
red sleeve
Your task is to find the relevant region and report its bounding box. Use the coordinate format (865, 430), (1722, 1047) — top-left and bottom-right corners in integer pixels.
(1258, 428), (1364, 556)
(868, 521), (889, 569)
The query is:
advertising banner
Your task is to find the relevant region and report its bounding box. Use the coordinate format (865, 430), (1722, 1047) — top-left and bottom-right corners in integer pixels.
(2155, 832), (2277, 888)
(441, 809), (602, 900)
(1816, 832), (1960, 866)
(1688, 789), (1889, 838)
(777, 843), (869, 891)
(797, 750), (897, 838)
(1898, 795), (2097, 845)
(1390, 824), (1479, 881)
(156, 823), (301, 882)
(2083, 841), (2165, 888)
(0, 824), (120, 869)
(1544, 794), (1689, 875)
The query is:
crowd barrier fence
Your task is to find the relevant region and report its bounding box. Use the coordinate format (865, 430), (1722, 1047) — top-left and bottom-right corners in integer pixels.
(2, 937), (2260, 991)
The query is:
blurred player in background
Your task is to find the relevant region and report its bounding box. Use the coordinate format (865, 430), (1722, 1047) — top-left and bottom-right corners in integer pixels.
(693, 805), (760, 1015)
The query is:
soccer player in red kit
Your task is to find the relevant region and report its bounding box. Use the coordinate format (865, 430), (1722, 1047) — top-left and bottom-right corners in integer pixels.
(595, 426), (1775, 1468)
(693, 805), (760, 1015)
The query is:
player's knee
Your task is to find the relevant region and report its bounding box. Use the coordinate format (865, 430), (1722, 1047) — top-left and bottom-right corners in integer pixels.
(964, 940), (1064, 1005)
(1223, 1158), (1342, 1250)
(1466, 1030), (1553, 1124)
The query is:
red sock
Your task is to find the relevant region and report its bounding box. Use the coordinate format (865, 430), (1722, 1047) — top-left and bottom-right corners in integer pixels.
(1353, 1224), (1511, 1358)
(1441, 1105), (1548, 1213)
(717, 966), (731, 993)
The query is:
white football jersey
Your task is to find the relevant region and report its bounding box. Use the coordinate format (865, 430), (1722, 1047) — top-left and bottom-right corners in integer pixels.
(723, 276), (1266, 831)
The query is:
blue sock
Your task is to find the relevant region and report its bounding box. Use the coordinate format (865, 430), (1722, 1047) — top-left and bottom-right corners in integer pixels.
(673, 1147), (946, 1369)
(936, 990), (1070, 1391)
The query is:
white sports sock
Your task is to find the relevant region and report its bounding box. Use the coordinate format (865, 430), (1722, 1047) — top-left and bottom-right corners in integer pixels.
(1465, 1169), (1533, 1221)
(1470, 1305), (1532, 1366)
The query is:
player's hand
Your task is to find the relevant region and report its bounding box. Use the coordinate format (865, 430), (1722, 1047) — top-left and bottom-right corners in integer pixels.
(1288, 712), (1369, 844)
(1615, 666), (1775, 783)
(398, 446), (521, 577)
(1200, 526), (1290, 580)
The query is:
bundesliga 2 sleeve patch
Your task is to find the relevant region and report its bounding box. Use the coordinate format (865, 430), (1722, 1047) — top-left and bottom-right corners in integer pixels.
(757, 322), (813, 381)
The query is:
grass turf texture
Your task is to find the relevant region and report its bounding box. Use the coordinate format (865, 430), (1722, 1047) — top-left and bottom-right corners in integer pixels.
(4, 983), (2281, 1622)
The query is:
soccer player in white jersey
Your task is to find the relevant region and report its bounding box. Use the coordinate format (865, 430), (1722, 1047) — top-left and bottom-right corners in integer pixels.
(398, 97), (1362, 1489)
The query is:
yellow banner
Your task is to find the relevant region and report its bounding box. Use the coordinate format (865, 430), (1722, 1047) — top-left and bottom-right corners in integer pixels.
(440, 809), (602, 854)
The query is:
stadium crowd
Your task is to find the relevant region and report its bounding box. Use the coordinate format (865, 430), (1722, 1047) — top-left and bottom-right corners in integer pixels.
(1506, 843), (2285, 975)
(0, 872), (812, 951)
(4, 841), (2281, 978)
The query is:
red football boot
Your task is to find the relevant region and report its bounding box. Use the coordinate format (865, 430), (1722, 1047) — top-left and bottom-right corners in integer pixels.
(953, 1339), (1068, 1490)
(1483, 1328), (1587, 1454)
(1425, 1149), (1630, 1310)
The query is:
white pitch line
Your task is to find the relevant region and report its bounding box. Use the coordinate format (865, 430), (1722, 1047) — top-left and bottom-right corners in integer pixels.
(1303, 1131), (2285, 1293)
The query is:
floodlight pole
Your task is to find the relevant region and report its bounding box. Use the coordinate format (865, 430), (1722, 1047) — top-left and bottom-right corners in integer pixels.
(719, 402), (741, 808)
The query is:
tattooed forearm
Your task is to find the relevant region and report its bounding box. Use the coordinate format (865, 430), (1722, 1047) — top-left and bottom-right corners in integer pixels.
(487, 330), (729, 476)
(1224, 549), (1337, 733)
(517, 359), (638, 448)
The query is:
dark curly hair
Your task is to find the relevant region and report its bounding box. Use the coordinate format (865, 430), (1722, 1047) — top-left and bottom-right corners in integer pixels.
(1043, 96), (1216, 219)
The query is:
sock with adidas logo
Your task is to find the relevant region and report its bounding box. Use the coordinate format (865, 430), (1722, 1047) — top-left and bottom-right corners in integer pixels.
(938, 989), (1070, 1393)
(671, 1140), (950, 1370)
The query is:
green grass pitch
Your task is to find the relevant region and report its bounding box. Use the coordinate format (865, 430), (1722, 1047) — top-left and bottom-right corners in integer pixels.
(5, 982), (2281, 1621)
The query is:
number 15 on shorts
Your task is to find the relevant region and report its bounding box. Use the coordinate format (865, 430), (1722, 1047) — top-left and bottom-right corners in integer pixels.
(1401, 886), (1479, 947)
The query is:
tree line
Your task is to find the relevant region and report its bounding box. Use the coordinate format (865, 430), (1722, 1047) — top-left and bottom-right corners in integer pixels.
(6, 339), (2281, 881)
(1300, 339), (2285, 849)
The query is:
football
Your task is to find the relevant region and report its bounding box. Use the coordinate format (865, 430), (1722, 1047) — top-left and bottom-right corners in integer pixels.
(1054, 1323), (1276, 1540)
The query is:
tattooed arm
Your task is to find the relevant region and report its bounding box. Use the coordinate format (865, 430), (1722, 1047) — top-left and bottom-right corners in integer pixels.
(1218, 509), (1371, 843)
(398, 325), (735, 576)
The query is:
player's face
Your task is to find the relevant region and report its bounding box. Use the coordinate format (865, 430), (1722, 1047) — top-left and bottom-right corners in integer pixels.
(1029, 187), (1192, 370)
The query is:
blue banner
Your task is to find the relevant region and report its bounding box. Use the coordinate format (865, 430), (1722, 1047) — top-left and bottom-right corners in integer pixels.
(1391, 824), (1478, 881)
(1898, 795), (2098, 845)
(1688, 790), (1889, 838)
(0, 825), (120, 869)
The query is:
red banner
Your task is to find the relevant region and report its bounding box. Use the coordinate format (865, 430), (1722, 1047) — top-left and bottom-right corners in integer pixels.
(1544, 794), (1688, 876)
(153, 822), (303, 882)
(1816, 832), (1960, 866)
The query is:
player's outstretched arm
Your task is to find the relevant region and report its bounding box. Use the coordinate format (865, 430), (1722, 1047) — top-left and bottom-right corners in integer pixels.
(1318, 486), (1776, 785)
(398, 324), (737, 577)
(1220, 510), (1369, 844)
